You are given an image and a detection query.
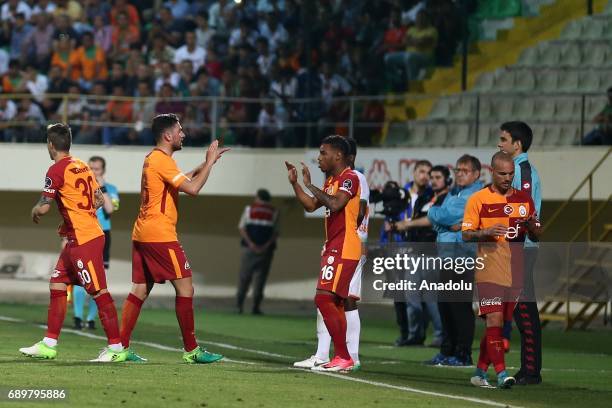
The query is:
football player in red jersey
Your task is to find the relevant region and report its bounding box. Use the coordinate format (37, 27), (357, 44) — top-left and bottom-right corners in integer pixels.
(285, 135), (361, 372)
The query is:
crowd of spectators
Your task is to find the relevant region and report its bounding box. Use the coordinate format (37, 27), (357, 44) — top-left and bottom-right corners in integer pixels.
(0, 0), (465, 147)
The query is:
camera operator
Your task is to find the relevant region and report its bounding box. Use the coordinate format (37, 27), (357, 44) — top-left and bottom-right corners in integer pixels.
(388, 155), (483, 366)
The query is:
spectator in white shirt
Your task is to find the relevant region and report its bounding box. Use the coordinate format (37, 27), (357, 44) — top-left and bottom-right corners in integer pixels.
(154, 60), (181, 93)
(173, 31), (206, 73)
(1, 0), (32, 22)
(258, 12), (288, 52)
(256, 37), (275, 77)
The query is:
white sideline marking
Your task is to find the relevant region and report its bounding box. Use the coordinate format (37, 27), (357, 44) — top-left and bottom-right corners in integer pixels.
(203, 340), (293, 359)
(310, 371), (522, 408)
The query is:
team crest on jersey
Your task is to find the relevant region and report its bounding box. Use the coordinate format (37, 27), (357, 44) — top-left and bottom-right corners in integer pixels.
(77, 259), (84, 269)
(503, 205), (513, 215)
(342, 179), (352, 191)
(327, 256), (335, 265)
(518, 205), (527, 217)
(523, 182), (530, 189)
(185, 261), (190, 269)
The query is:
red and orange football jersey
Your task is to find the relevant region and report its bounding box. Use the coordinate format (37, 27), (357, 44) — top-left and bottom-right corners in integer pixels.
(323, 168), (361, 261)
(132, 149), (189, 243)
(462, 186), (538, 287)
(42, 156), (103, 245)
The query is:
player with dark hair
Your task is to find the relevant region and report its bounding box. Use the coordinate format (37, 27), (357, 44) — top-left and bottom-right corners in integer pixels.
(498, 121), (543, 385)
(294, 137), (369, 371)
(119, 113), (229, 363)
(463, 151), (541, 389)
(20, 123), (128, 362)
(286, 135), (361, 372)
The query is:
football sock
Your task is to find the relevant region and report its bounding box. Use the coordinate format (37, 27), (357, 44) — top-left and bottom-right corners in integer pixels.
(345, 309), (360, 363)
(314, 293), (350, 361)
(477, 335), (490, 371)
(315, 309), (331, 361)
(95, 292), (122, 347)
(43, 337), (57, 347)
(120, 293), (144, 348)
(486, 327), (505, 373)
(86, 295), (98, 322)
(72, 285), (85, 320)
(176, 296), (198, 353)
(45, 289), (67, 341)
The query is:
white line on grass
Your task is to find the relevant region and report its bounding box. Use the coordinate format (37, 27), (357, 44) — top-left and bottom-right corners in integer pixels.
(309, 370), (523, 408)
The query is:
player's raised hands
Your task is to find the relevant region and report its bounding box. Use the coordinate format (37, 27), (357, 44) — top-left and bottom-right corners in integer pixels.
(300, 162), (311, 186)
(206, 140), (230, 165)
(285, 161), (298, 185)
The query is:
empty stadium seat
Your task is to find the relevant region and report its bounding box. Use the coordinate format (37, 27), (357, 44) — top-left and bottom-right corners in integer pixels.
(447, 123), (472, 146)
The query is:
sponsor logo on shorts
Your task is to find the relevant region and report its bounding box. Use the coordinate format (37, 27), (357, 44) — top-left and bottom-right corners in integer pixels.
(480, 297), (502, 307)
(327, 256), (335, 265)
(503, 205), (513, 215)
(519, 205), (527, 217)
(77, 259), (84, 269)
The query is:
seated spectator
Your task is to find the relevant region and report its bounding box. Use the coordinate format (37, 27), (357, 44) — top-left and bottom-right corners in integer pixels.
(320, 61), (351, 109)
(190, 69), (221, 96)
(195, 11), (215, 50)
(50, 34), (77, 79)
(176, 60), (195, 96)
(54, 83), (85, 127)
(208, 0), (235, 32)
(53, 0), (83, 21)
(72, 31), (108, 90)
(154, 60), (180, 93)
(2, 60), (28, 93)
(102, 84), (133, 144)
(173, 30), (206, 73)
(384, 10), (438, 87)
(0, 97), (18, 141)
(204, 47), (223, 80)
(355, 99), (385, 146)
(21, 12), (54, 71)
(24, 65), (49, 103)
(32, 0), (56, 16)
(149, 6), (183, 48)
(165, 0), (190, 20)
(84, 0), (110, 22)
(93, 14), (113, 53)
(1, 0), (32, 22)
(182, 102), (210, 146)
(147, 35), (175, 76)
(75, 81), (108, 144)
(111, 0), (140, 28)
(584, 87), (612, 145)
(379, 9), (406, 55)
(110, 11), (140, 62)
(9, 13), (32, 61)
(107, 61), (128, 89)
(229, 18), (258, 48)
(256, 101), (282, 147)
(256, 37), (274, 77)
(155, 83), (186, 120)
(8, 97), (46, 142)
(41, 65), (70, 115)
(258, 12), (288, 52)
(52, 13), (78, 49)
(130, 80), (156, 144)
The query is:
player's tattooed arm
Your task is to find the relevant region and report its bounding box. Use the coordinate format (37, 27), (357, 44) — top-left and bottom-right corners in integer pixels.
(462, 224), (507, 242)
(31, 195), (53, 224)
(93, 188), (105, 209)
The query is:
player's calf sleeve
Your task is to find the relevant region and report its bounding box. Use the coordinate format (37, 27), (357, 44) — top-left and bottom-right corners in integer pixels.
(485, 327), (505, 374)
(314, 294), (350, 360)
(46, 289), (68, 340)
(94, 292), (122, 346)
(477, 335), (490, 371)
(315, 309), (331, 361)
(120, 293), (144, 348)
(175, 296), (198, 353)
(345, 309), (360, 363)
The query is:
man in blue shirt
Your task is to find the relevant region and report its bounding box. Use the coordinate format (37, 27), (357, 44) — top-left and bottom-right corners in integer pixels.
(72, 156), (119, 330)
(393, 154), (483, 366)
(498, 121), (542, 385)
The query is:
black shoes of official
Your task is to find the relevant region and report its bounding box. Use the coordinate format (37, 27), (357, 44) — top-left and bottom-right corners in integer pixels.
(514, 371), (542, 385)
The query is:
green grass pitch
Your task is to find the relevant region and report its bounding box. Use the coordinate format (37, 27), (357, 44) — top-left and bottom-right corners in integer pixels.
(0, 303), (611, 408)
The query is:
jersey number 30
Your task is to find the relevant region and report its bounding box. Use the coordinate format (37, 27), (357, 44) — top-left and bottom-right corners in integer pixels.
(76, 176), (95, 210)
